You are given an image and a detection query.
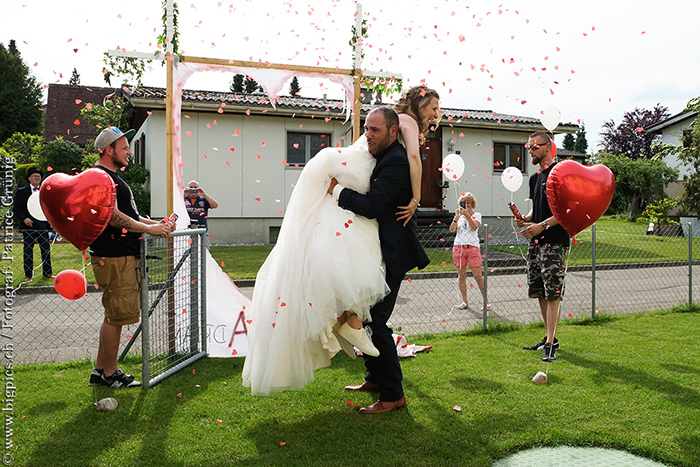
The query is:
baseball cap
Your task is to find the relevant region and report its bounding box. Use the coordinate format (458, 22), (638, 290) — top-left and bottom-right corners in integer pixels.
(95, 127), (136, 151)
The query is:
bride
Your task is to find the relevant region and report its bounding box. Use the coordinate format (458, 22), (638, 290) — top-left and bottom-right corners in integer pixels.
(242, 86), (440, 395)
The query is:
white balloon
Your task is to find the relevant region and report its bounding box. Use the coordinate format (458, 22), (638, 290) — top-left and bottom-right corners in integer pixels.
(540, 105), (561, 132)
(27, 191), (47, 222)
(442, 154), (465, 181)
(501, 167), (523, 192)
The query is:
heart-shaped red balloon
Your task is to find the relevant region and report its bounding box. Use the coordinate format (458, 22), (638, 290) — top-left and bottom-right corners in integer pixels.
(546, 160), (615, 237)
(39, 168), (116, 251)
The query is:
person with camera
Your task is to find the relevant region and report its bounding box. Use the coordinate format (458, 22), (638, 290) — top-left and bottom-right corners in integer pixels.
(449, 192), (487, 311)
(184, 180), (219, 231)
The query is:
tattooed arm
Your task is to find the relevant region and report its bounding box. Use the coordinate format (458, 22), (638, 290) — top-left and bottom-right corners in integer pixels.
(109, 207), (172, 237)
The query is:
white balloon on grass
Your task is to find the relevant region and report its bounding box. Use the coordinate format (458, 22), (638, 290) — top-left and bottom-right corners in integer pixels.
(501, 167), (523, 192)
(27, 192), (47, 222)
(540, 105), (561, 132)
(441, 154), (465, 181)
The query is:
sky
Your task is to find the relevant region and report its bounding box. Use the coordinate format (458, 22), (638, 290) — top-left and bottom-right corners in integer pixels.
(3, 0), (700, 151)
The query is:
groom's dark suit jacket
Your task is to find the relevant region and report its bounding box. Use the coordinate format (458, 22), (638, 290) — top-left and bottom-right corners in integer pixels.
(338, 139), (429, 276)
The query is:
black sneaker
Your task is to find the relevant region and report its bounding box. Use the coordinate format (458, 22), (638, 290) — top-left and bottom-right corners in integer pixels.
(542, 343), (557, 362)
(524, 336), (559, 351)
(88, 369), (105, 386)
(102, 369), (141, 388)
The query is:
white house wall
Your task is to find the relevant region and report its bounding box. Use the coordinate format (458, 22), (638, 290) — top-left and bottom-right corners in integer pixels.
(138, 109), (353, 243)
(442, 128), (532, 223)
(658, 120), (691, 180)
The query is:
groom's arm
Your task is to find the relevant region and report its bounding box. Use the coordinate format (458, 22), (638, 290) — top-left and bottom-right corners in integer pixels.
(334, 153), (409, 220)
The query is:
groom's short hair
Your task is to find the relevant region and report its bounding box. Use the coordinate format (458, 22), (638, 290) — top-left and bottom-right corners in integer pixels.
(371, 106), (400, 130)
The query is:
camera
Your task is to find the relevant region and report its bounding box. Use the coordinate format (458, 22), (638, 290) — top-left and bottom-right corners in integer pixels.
(188, 188), (199, 195)
(459, 201), (466, 209)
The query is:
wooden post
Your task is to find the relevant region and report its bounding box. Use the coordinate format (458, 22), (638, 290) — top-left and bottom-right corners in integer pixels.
(353, 70), (362, 143)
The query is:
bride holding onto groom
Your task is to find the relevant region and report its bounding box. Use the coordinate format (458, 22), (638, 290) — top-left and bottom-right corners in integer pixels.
(243, 86), (440, 414)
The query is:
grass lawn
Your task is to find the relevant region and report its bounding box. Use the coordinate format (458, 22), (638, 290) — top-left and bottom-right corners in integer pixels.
(14, 306), (700, 466)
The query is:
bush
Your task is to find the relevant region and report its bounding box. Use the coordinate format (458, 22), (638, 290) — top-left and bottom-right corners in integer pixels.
(637, 197), (680, 225)
(35, 137), (85, 175)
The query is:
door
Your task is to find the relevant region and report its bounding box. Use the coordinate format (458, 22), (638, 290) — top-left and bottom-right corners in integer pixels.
(420, 126), (443, 209)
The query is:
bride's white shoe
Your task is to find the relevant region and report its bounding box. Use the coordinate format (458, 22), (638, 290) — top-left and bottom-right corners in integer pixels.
(337, 323), (380, 357)
(332, 322), (357, 360)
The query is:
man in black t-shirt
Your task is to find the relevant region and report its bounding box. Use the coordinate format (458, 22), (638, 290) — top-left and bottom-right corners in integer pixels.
(515, 131), (570, 363)
(88, 127), (174, 388)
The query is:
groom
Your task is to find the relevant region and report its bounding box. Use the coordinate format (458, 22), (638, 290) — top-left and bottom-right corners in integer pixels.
(329, 106), (430, 414)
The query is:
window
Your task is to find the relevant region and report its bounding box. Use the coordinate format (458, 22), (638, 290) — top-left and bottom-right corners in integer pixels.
(133, 134), (146, 167)
(286, 132), (331, 166)
(493, 143), (526, 173)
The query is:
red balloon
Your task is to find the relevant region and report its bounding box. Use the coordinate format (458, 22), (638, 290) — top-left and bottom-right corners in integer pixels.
(550, 141), (557, 159)
(54, 269), (87, 300)
(546, 160), (615, 237)
(39, 168), (116, 251)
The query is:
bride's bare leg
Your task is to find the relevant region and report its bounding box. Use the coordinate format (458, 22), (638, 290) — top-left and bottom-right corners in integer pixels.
(346, 312), (363, 330)
(336, 310), (349, 326)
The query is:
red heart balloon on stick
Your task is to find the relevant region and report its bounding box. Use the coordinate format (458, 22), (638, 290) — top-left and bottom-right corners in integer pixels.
(546, 160), (615, 237)
(39, 168), (116, 251)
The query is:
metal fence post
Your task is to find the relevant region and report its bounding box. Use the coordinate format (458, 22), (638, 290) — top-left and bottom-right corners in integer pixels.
(482, 223), (488, 331)
(200, 232), (208, 354)
(140, 235), (151, 389)
(689, 221), (693, 306)
(189, 231), (200, 353)
(591, 223), (596, 319)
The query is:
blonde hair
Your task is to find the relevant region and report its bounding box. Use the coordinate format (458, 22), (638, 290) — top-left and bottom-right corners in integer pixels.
(393, 85), (440, 145)
(459, 192), (477, 209)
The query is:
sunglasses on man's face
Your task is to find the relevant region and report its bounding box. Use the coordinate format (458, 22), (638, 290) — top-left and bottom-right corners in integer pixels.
(525, 142), (549, 150)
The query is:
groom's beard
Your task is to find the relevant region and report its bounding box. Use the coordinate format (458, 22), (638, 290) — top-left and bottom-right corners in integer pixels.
(368, 132), (392, 155)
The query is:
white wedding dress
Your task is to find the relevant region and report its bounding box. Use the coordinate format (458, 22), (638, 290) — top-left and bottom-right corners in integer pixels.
(242, 136), (389, 395)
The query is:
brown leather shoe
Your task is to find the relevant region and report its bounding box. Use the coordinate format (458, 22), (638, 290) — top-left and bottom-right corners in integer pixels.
(344, 381), (379, 392)
(359, 396), (406, 414)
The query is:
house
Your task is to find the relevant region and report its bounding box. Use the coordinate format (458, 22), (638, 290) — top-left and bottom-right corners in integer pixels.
(44, 84), (121, 146)
(645, 109), (698, 200)
(125, 85), (578, 244)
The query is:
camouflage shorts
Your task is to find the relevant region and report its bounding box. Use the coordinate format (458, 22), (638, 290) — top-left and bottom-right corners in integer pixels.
(527, 243), (567, 301)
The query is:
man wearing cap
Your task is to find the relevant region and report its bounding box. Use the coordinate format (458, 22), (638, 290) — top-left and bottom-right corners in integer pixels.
(88, 127), (174, 389)
(184, 180), (218, 231)
(14, 167), (53, 281)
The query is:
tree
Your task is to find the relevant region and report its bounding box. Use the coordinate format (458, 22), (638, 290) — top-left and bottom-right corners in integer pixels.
(35, 138), (85, 176)
(0, 40), (44, 143)
(562, 133), (575, 151)
(676, 97), (700, 214)
(599, 104), (670, 159)
(80, 95), (134, 132)
(230, 74), (262, 93)
(244, 76), (262, 93)
(289, 76), (301, 97)
(574, 124), (588, 154)
(230, 74), (244, 93)
(599, 152), (678, 220)
(69, 68), (81, 85)
(1, 132), (43, 164)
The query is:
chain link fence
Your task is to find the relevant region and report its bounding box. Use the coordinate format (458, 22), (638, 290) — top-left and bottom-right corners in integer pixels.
(10, 221), (700, 364)
(393, 220), (699, 336)
(120, 230), (207, 388)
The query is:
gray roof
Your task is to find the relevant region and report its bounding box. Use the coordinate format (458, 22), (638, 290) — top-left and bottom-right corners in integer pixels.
(645, 110), (698, 134)
(128, 86), (578, 133)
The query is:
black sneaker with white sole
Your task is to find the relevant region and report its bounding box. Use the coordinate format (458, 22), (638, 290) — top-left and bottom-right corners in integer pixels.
(102, 369), (141, 388)
(88, 368), (105, 386)
(542, 343), (557, 362)
(524, 336), (559, 351)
